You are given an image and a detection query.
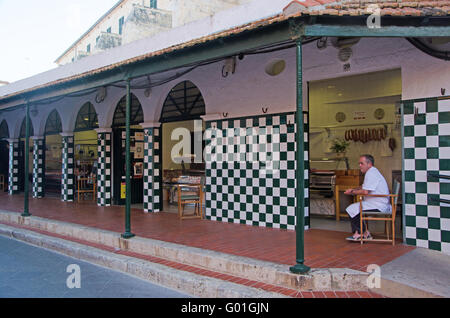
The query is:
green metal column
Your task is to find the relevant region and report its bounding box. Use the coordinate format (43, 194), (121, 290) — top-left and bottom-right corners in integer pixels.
(290, 38), (310, 274)
(22, 103), (31, 217)
(122, 79), (135, 239)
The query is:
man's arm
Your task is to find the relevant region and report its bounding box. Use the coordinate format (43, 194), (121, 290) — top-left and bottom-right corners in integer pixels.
(344, 188), (369, 195)
(344, 187), (369, 195)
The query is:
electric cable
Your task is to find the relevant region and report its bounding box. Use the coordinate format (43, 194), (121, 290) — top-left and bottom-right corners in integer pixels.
(406, 37), (450, 61)
(0, 37), (317, 114)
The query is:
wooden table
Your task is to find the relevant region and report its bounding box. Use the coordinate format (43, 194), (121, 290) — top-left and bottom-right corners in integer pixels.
(334, 184), (359, 221)
(334, 172), (362, 221)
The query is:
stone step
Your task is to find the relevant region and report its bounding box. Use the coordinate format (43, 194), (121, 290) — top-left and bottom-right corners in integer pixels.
(0, 210), (371, 293)
(0, 222), (288, 298)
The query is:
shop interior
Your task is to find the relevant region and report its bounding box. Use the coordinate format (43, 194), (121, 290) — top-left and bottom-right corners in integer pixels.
(160, 81), (206, 216)
(74, 102), (99, 202)
(308, 69), (403, 235)
(18, 118), (34, 193)
(44, 110), (63, 197)
(0, 120), (9, 192)
(74, 130), (98, 202)
(112, 94), (144, 206)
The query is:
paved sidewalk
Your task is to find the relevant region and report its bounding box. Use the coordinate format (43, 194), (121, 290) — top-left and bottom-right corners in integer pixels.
(0, 221), (382, 298)
(0, 193), (413, 272)
(380, 248), (450, 298)
(4, 192), (448, 298)
(1, 211), (447, 298)
(0, 235), (191, 298)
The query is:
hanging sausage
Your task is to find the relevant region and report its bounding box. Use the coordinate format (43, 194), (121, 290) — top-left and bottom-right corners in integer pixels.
(345, 130), (350, 141)
(380, 127), (386, 140)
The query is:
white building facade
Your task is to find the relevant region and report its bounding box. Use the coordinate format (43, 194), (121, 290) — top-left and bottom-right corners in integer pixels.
(56, 0), (251, 65)
(1, 0), (450, 256)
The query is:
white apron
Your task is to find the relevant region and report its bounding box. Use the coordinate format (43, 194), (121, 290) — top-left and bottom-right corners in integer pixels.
(346, 201), (391, 219)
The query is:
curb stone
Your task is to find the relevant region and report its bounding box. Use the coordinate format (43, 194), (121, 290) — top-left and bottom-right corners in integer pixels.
(0, 223), (286, 298)
(2, 210), (441, 297)
(0, 210), (371, 292)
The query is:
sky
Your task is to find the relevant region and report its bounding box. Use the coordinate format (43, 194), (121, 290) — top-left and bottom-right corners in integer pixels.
(0, 0), (120, 84)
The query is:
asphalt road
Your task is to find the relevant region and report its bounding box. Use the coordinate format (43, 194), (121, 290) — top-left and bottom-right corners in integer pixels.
(0, 235), (191, 298)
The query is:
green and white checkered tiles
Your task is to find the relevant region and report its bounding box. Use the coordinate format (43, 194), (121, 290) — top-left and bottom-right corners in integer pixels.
(403, 98), (450, 254)
(204, 112), (309, 230)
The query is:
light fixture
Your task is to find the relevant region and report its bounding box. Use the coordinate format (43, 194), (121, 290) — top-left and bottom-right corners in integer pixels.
(317, 37), (327, 50)
(331, 37), (360, 72)
(265, 59), (286, 76)
(30, 105), (38, 117)
(338, 47), (352, 62)
(144, 76), (152, 97)
(95, 87), (107, 103)
(222, 57), (236, 78)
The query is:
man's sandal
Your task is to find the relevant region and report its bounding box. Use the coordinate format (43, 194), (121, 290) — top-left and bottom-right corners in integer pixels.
(364, 233), (373, 240)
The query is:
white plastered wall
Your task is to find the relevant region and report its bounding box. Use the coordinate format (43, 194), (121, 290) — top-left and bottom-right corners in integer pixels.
(2, 37), (450, 139)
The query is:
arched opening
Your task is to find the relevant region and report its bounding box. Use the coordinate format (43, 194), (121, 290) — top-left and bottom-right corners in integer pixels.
(160, 80), (206, 123)
(112, 93), (144, 206)
(74, 102), (99, 189)
(0, 120), (9, 192)
(159, 81), (206, 213)
(18, 118), (34, 192)
(44, 110), (62, 196)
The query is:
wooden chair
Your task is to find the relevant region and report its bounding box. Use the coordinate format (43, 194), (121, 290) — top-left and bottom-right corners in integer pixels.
(77, 175), (96, 202)
(358, 180), (400, 245)
(177, 177), (204, 219)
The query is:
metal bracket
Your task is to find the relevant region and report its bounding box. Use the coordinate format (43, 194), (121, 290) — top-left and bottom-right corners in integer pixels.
(427, 171), (450, 180)
(289, 19), (305, 41)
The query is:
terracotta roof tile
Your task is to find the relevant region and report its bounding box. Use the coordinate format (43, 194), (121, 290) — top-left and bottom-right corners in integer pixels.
(316, 0), (337, 4)
(379, 2), (399, 8)
(399, 2), (419, 8)
(298, 0), (323, 7)
(283, 0), (450, 16)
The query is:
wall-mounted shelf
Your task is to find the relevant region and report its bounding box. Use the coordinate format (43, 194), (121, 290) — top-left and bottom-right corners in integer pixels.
(311, 122), (394, 129)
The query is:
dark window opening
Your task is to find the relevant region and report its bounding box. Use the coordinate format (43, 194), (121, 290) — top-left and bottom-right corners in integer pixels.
(75, 102), (99, 132)
(44, 110), (62, 136)
(160, 81), (205, 123)
(112, 94), (144, 128)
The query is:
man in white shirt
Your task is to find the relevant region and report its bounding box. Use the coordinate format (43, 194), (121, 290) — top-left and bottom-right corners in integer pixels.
(344, 154), (391, 241)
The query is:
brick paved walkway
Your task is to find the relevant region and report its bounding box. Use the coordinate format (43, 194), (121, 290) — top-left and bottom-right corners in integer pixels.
(0, 192), (414, 272)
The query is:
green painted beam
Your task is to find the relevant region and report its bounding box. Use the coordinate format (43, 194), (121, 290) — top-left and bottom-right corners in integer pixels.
(127, 24), (292, 79)
(304, 24), (450, 37)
